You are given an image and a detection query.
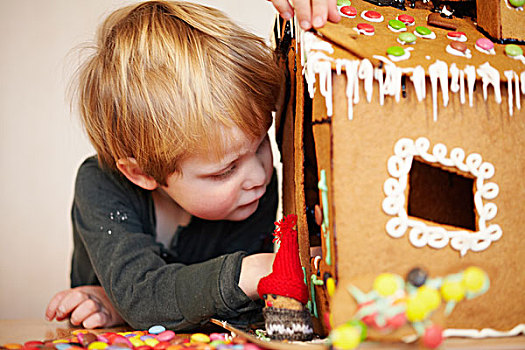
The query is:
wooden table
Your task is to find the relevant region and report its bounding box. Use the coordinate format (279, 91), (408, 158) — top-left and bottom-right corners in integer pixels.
(1, 319), (524, 349)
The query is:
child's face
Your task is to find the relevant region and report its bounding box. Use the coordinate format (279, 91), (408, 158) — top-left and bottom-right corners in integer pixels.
(160, 127), (273, 221)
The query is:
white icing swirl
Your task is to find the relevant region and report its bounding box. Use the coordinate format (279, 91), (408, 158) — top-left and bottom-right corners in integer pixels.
(382, 137), (501, 256)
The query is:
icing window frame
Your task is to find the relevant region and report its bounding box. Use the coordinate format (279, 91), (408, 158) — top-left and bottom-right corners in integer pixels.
(382, 137), (502, 256)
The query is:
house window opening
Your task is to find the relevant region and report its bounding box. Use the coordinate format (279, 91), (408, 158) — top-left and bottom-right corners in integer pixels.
(407, 159), (476, 231)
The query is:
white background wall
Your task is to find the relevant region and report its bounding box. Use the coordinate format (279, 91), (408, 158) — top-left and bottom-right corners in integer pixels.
(0, 0), (277, 319)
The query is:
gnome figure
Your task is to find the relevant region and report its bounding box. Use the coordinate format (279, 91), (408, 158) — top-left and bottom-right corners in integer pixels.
(257, 214), (314, 341)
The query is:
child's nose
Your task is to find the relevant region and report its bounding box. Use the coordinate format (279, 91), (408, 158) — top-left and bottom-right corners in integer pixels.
(243, 156), (267, 190)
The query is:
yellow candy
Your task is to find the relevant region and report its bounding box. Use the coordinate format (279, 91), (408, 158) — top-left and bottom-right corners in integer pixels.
(144, 338), (159, 347)
(463, 267), (486, 293)
(417, 285), (441, 312)
(87, 341), (108, 350)
(373, 273), (400, 297)
(406, 295), (428, 322)
(326, 277), (336, 297)
(3, 344), (22, 349)
(441, 280), (466, 302)
(129, 337), (145, 347)
(331, 324), (361, 349)
(190, 333), (210, 343)
(52, 340), (70, 344)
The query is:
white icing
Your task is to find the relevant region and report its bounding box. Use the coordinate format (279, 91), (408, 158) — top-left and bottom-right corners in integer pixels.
(383, 137), (501, 256)
(361, 11), (384, 22)
(441, 5), (453, 17)
(340, 11), (357, 19)
(359, 59), (374, 103)
(373, 56), (404, 102)
(428, 60), (449, 121)
(353, 27), (375, 36)
(509, 53), (525, 64)
(338, 59), (360, 120)
(446, 44), (472, 59)
(477, 62), (502, 104)
(464, 65), (476, 107)
(521, 71), (525, 94)
(410, 65), (426, 102)
(447, 33), (467, 42)
(504, 70), (515, 116)
(414, 31), (436, 39)
(444, 324), (525, 338)
(459, 69), (466, 105)
(450, 64), (460, 93)
(515, 72), (521, 111)
(475, 44), (496, 55)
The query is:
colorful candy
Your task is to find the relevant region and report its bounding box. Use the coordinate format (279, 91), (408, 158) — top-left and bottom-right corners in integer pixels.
(388, 19), (407, 32)
(340, 6), (357, 18)
(355, 23), (375, 35)
(509, 0), (525, 7)
(414, 26), (436, 39)
(1, 328), (262, 350)
(330, 324), (361, 349)
(463, 266), (487, 293)
(475, 38), (495, 54)
(361, 10), (384, 22)
(447, 31), (467, 42)
(398, 32), (417, 45)
(397, 14), (415, 26)
(336, 0), (352, 6)
(505, 44), (524, 58)
(373, 273), (402, 296)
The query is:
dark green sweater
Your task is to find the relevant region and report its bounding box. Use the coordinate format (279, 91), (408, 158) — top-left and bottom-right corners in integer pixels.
(70, 156), (277, 330)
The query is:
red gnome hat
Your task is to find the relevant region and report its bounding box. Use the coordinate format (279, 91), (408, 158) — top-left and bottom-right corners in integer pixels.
(257, 214), (309, 305)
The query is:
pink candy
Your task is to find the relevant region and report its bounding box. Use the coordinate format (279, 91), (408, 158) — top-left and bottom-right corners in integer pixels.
(476, 38), (494, 51)
(156, 330), (176, 342)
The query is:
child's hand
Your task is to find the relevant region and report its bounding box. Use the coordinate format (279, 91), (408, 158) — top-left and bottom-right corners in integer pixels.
(45, 286), (125, 329)
(269, 0), (341, 30)
(239, 253), (275, 300)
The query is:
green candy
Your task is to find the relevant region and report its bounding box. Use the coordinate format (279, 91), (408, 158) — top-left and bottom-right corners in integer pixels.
(337, 0), (352, 6)
(387, 46), (406, 57)
(505, 44), (523, 57)
(415, 26), (432, 36)
(398, 32), (417, 44)
(388, 19), (406, 31)
(509, 0), (525, 7)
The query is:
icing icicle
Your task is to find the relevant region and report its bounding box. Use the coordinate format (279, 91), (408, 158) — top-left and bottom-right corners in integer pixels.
(477, 62), (502, 104)
(504, 70), (515, 116)
(428, 60), (449, 121)
(464, 65), (477, 107)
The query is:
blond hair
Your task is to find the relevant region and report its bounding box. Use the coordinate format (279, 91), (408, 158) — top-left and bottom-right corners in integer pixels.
(75, 1), (282, 184)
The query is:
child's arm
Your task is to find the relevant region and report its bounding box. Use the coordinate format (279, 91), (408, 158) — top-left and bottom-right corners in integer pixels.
(269, 0), (341, 29)
(45, 286), (124, 328)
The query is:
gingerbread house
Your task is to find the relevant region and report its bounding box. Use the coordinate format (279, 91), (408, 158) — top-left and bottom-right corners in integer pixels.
(275, 0), (525, 345)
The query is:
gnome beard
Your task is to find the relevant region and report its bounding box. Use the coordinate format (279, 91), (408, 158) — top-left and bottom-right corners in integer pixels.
(257, 215), (314, 341)
(262, 295), (314, 341)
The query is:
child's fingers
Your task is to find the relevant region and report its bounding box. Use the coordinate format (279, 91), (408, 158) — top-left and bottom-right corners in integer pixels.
(82, 310), (110, 329)
(69, 298), (102, 327)
(54, 288), (92, 321)
(45, 290), (68, 321)
(326, 0), (341, 23)
(311, 0), (329, 28)
(270, 0), (294, 20)
(293, 0), (313, 29)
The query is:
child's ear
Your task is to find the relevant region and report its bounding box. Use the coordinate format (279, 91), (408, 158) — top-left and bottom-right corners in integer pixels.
(116, 158), (158, 190)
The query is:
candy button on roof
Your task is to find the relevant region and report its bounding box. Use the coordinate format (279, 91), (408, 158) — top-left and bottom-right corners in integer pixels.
(340, 6), (357, 17)
(447, 31), (466, 38)
(505, 44), (523, 57)
(389, 19), (406, 30)
(387, 46), (405, 57)
(509, 0), (525, 7)
(337, 0), (352, 6)
(397, 14), (415, 25)
(415, 26), (432, 36)
(450, 41), (468, 53)
(364, 10), (381, 19)
(476, 38), (494, 51)
(398, 32), (417, 44)
(356, 23), (375, 33)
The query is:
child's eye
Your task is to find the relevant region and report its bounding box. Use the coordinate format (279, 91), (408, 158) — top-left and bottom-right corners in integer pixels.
(211, 165), (236, 180)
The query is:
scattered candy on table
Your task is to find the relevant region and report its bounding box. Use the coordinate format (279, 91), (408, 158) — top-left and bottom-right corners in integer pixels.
(1, 328), (263, 350)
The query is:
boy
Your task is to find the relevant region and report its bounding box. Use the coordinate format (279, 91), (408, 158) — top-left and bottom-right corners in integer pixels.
(46, 1), (282, 330)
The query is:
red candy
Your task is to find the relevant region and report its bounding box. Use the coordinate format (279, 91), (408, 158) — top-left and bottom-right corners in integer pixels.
(397, 14), (415, 25)
(356, 23), (375, 33)
(448, 31), (466, 38)
(340, 6), (357, 17)
(363, 10), (382, 19)
(422, 325), (444, 349)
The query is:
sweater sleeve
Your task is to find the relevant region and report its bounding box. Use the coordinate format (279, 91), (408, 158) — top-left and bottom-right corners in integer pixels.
(70, 158), (258, 330)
